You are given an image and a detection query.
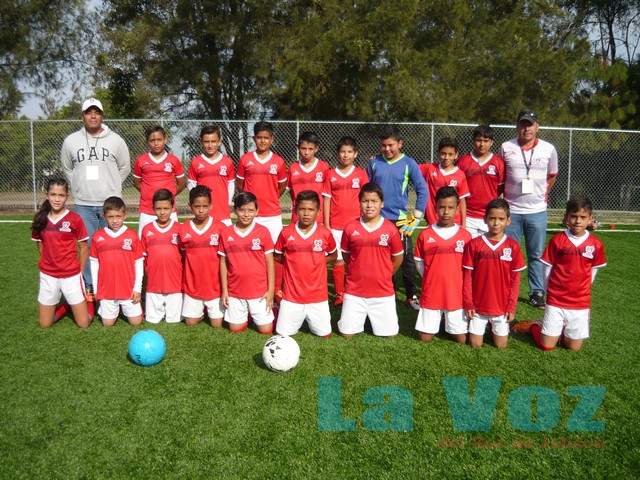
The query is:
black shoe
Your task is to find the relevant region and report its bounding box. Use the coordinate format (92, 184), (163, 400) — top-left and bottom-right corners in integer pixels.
(528, 292), (545, 309)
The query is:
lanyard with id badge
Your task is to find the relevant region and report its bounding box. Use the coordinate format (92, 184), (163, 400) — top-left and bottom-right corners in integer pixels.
(520, 148), (535, 194)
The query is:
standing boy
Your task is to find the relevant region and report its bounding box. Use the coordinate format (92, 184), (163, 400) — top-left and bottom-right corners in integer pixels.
(274, 191), (337, 337)
(89, 197), (143, 327)
(338, 183), (404, 338)
(463, 199), (526, 349)
(366, 125), (428, 310)
(457, 125), (505, 238)
(414, 187), (472, 344)
(187, 125), (236, 225)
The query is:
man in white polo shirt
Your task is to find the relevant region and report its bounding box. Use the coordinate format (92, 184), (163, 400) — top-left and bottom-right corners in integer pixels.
(499, 110), (558, 309)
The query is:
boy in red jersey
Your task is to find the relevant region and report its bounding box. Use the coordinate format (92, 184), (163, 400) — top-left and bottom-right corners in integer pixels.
(457, 125), (505, 238)
(514, 196), (607, 352)
(338, 183), (404, 338)
(274, 190), (337, 337)
(219, 192), (276, 334)
(90, 197), (143, 326)
(322, 136), (368, 306)
(286, 131), (330, 224)
(414, 186), (472, 344)
(141, 189), (183, 324)
(187, 125), (236, 225)
(133, 125), (186, 235)
(179, 186), (225, 327)
(419, 138), (470, 229)
(463, 198), (526, 348)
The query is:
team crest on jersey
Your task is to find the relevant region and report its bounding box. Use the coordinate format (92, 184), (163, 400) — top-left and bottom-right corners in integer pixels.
(351, 178), (360, 188)
(315, 172), (323, 182)
(210, 234), (219, 246)
(455, 240), (465, 252)
(164, 163), (173, 172)
(172, 233), (179, 244)
(379, 233), (389, 246)
(500, 247), (512, 261)
(486, 165), (496, 175)
(449, 180), (458, 187)
(123, 238), (133, 251)
(251, 238), (261, 250)
(269, 164), (278, 175)
(313, 239), (323, 252)
(582, 245), (595, 259)
(59, 221), (71, 232)
(220, 165), (227, 176)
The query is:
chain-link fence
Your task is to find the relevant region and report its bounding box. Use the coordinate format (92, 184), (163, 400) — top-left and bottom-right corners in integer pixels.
(1, 119), (639, 222)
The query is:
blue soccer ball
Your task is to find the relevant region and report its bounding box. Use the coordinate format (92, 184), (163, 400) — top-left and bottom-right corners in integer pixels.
(128, 330), (166, 366)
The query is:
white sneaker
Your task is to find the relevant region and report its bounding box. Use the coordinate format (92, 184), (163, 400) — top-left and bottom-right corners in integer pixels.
(405, 295), (420, 311)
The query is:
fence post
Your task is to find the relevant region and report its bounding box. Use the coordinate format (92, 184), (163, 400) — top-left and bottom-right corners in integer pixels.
(30, 121), (37, 210)
(567, 128), (573, 201)
(430, 123), (434, 164)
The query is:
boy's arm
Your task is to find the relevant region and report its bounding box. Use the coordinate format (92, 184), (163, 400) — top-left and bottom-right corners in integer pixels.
(78, 241), (88, 277)
(459, 197), (466, 229)
(542, 263), (552, 292)
(415, 258), (425, 276)
(90, 257), (99, 296)
(175, 175), (187, 195)
(342, 251), (350, 267)
(228, 180), (235, 205)
(235, 178), (245, 192)
(463, 267), (475, 320)
(323, 196), (331, 228)
(133, 176), (142, 192)
(131, 258), (143, 303)
(273, 252), (284, 264)
(325, 249), (338, 265)
(506, 270), (521, 321)
(391, 252), (404, 275)
(263, 252), (275, 311)
(219, 255), (229, 307)
(278, 180), (287, 198)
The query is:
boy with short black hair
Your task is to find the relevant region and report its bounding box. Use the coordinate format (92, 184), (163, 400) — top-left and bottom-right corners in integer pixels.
(338, 182), (404, 338)
(414, 186), (472, 344)
(457, 125), (505, 238)
(463, 198), (526, 348)
(90, 197), (144, 326)
(274, 190), (337, 337)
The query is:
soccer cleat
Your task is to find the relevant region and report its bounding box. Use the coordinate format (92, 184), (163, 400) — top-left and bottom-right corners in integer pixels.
(511, 320), (540, 335)
(528, 292), (545, 309)
(85, 287), (95, 303)
(405, 295), (420, 311)
(334, 293), (344, 306)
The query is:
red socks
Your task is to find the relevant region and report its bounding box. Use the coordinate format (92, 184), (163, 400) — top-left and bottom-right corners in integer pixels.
(530, 323), (556, 351)
(332, 263), (345, 296)
(54, 303), (70, 321)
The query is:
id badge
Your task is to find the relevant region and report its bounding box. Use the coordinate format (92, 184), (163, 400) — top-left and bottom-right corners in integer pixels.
(521, 178), (534, 194)
(86, 165), (99, 181)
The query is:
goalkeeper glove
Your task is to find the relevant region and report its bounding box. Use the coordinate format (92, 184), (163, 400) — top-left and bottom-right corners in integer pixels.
(396, 212), (422, 237)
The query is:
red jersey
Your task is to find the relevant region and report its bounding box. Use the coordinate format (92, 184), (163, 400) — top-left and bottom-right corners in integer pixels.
(218, 222), (274, 298)
(179, 218), (223, 300)
(542, 231), (606, 309)
(414, 225), (471, 310)
(463, 235), (526, 315)
(286, 159), (330, 223)
(322, 166), (369, 230)
(275, 222), (337, 303)
(141, 220), (182, 294)
(341, 217), (403, 298)
(32, 210), (88, 278)
(237, 151), (287, 217)
(90, 227), (143, 300)
(187, 153), (235, 221)
(419, 164), (470, 225)
(456, 153), (505, 219)
(133, 152), (185, 214)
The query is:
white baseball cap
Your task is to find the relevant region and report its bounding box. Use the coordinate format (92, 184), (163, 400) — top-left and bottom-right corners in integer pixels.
(82, 98), (103, 113)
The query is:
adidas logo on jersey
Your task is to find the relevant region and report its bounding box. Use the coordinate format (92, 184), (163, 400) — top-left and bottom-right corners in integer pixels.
(197, 164), (205, 169)
(331, 177), (338, 182)
(352, 230), (360, 236)
(288, 235), (295, 241)
(183, 233), (192, 239)
(293, 171), (300, 176)
(427, 237), (435, 243)
(247, 161), (255, 166)
(227, 235), (234, 241)
(96, 236), (105, 242)
(146, 230), (154, 236)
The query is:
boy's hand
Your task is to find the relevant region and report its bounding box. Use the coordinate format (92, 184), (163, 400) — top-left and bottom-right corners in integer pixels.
(221, 291), (229, 308)
(506, 312), (515, 322)
(396, 211), (422, 237)
(131, 291), (141, 304)
(465, 309), (475, 321)
(260, 291), (274, 312)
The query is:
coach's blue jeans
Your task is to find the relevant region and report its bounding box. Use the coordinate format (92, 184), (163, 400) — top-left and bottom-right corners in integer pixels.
(74, 204), (107, 291)
(505, 211), (547, 297)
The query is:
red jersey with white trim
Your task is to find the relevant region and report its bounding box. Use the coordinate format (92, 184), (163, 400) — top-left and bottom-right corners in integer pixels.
(322, 166), (369, 230)
(419, 164), (470, 225)
(286, 159), (330, 223)
(141, 220), (182, 294)
(179, 218), (223, 300)
(90, 227), (143, 300)
(275, 222), (337, 303)
(414, 225), (471, 310)
(187, 153), (235, 221)
(133, 152), (185, 214)
(32, 210), (88, 278)
(237, 151), (287, 217)
(463, 235), (526, 315)
(218, 222), (274, 298)
(457, 153), (505, 219)
(542, 230), (606, 309)
(341, 217), (403, 298)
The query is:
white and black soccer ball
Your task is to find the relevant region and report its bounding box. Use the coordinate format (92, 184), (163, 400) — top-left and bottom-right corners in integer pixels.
(262, 335), (300, 372)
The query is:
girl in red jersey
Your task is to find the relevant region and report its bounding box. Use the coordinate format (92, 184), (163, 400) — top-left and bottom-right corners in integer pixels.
(31, 178), (92, 328)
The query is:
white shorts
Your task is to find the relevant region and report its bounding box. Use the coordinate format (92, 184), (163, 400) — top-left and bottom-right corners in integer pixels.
(225, 297), (274, 326)
(38, 271), (86, 306)
(469, 313), (509, 337)
(99, 299), (143, 319)
(138, 212), (179, 237)
(542, 305), (590, 340)
(145, 292), (183, 323)
(466, 217), (488, 238)
(331, 229), (344, 261)
(182, 294), (224, 319)
(415, 308), (469, 335)
(276, 299), (332, 337)
(338, 294), (399, 336)
(255, 215), (283, 243)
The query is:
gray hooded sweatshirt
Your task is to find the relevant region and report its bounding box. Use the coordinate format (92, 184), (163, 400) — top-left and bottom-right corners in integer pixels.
(60, 124), (131, 206)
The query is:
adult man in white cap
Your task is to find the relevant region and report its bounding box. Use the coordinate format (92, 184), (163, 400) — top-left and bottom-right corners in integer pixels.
(60, 98), (131, 295)
(499, 110), (558, 309)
